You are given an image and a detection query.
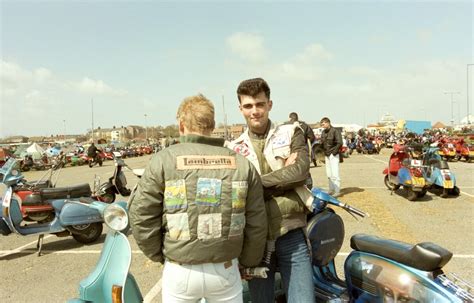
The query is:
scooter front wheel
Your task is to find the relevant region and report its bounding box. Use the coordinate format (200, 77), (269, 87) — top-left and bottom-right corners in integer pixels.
(70, 223), (103, 244)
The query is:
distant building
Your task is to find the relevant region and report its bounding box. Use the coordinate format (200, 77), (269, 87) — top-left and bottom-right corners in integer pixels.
(0, 136), (29, 144)
(212, 124), (245, 139)
(379, 113), (397, 127)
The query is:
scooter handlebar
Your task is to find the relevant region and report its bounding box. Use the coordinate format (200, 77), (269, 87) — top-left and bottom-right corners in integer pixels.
(327, 199), (367, 218)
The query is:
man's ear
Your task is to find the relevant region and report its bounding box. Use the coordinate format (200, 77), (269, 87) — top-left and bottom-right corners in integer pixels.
(178, 120), (185, 135)
(268, 100), (273, 111)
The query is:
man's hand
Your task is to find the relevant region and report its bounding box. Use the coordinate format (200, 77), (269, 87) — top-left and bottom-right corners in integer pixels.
(285, 152), (298, 166)
(239, 265), (253, 280)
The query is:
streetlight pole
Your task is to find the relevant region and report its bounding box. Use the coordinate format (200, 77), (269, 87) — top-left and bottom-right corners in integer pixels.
(144, 114), (148, 143)
(63, 120), (66, 140)
(91, 98), (95, 142)
(467, 64), (473, 124)
(444, 91), (460, 127)
(222, 95), (228, 140)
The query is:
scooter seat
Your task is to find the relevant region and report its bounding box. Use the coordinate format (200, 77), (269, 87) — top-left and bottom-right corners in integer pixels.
(39, 183), (92, 200)
(350, 234), (452, 272)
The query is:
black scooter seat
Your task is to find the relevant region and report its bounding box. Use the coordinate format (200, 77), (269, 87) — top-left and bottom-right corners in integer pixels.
(350, 234), (452, 272)
(39, 183), (92, 200)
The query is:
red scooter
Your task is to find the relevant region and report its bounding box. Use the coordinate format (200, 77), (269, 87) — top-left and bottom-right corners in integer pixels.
(454, 138), (474, 162)
(383, 144), (427, 201)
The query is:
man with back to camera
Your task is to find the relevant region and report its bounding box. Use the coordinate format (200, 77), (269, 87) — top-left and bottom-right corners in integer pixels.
(288, 111), (316, 189)
(320, 117), (343, 197)
(129, 94), (268, 303)
(227, 78), (315, 303)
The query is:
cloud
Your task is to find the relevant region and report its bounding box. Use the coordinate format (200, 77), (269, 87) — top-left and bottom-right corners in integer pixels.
(76, 77), (127, 96)
(226, 32), (267, 63)
(272, 43), (334, 81)
(416, 29), (433, 43)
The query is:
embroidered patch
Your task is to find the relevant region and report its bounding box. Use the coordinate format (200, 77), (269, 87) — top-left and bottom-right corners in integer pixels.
(176, 155), (236, 170)
(196, 178), (222, 206)
(233, 142), (250, 157)
(231, 181), (248, 209)
(164, 179), (187, 209)
(272, 133), (291, 149)
(166, 213), (190, 240)
(229, 213), (245, 237)
(197, 213), (222, 239)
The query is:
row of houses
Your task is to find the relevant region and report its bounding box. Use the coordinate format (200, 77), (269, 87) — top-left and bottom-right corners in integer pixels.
(0, 124), (249, 145)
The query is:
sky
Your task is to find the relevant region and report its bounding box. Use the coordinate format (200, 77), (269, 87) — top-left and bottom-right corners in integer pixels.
(0, 0), (473, 137)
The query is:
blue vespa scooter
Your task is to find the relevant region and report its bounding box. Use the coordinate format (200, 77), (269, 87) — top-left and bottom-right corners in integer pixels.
(422, 147), (460, 198)
(0, 164), (104, 255)
(309, 188), (473, 302)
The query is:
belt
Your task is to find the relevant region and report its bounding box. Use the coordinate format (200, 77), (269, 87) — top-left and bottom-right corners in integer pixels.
(166, 259), (233, 269)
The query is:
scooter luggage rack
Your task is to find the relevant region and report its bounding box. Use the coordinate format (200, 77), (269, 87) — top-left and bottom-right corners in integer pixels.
(437, 272), (474, 301)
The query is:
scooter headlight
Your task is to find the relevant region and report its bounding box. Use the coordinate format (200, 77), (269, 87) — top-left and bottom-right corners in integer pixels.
(104, 204), (128, 231)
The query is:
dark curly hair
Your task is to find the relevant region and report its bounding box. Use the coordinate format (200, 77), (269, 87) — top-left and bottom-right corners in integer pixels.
(236, 78), (271, 103)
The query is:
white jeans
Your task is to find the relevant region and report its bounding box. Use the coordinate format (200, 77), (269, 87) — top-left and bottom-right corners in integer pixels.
(162, 258), (243, 303)
(325, 154), (340, 194)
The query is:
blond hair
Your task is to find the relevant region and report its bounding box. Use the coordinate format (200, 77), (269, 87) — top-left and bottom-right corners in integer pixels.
(177, 94), (215, 133)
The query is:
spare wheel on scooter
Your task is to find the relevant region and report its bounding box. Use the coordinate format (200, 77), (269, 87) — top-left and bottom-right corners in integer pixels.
(307, 208), (344, 266)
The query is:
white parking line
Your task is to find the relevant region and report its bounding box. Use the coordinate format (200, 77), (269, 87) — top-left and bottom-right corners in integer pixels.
(144, 278), (162, 303)
(0, 235), (53, 258)
(364, 155), (387, 164)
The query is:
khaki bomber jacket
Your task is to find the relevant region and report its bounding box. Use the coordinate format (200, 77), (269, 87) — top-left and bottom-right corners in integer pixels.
(227, 122), (311, 238)
(129, 134), (267, 267)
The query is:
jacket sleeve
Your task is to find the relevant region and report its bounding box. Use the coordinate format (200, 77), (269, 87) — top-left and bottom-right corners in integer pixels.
(129, 156), (165, 263)
(239, 163), (268, 267)
(304, 122), (316, 143)
(260, 127), (310, 189)
(331, 128), (343, 155)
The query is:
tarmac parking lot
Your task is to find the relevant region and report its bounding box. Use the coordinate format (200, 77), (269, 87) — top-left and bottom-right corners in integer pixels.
(0, 149), (473, 302)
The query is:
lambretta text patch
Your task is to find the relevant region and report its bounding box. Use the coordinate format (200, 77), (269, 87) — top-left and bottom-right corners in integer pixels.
(176, 155), (236, 170)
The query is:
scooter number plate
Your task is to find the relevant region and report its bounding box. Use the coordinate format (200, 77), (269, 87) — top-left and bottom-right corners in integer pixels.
(412, 177), (425, 186)
(443, 180), (453, 189)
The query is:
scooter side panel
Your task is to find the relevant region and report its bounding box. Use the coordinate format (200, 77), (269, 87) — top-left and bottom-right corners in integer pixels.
(344, 252), (460, 303)
(59, 202), (102, 226)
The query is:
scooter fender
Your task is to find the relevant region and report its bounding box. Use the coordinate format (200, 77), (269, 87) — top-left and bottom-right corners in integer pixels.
(59, 201), (102, 226)
(74, 232), (143, 303)
(344, 251), (459, 302)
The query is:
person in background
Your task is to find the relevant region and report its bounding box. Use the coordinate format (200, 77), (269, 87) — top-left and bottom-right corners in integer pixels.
(320, 117), (343, 197)
(227, 78), (315, 303)
(288, 111), (315, 189)
(129, 94), (267, 303)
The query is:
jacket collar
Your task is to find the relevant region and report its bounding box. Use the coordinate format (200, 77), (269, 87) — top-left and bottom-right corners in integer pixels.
(179, 134), (225, 146)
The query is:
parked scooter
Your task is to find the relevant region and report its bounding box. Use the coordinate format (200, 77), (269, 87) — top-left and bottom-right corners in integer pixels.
(1, 158), (99, 223)
(0, 184), (104, 255)
(308, 188), (473, 302)
(69, 187), (474, 303)
(454, 138), (474, 163)
(383, 144), (428, 201)
(438, 141), (457, 162)
(422, 147), (460, 198)
(94, 152), (132, 203)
